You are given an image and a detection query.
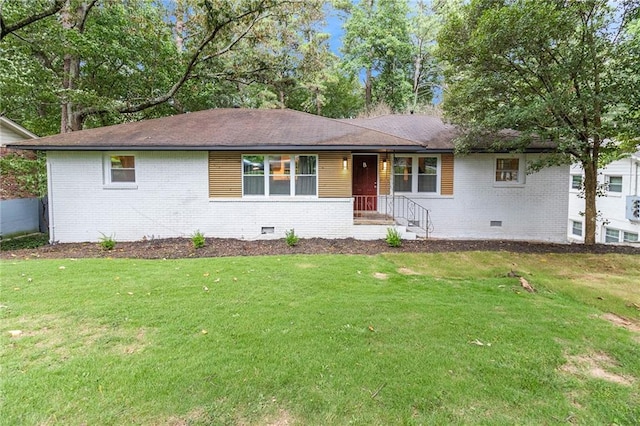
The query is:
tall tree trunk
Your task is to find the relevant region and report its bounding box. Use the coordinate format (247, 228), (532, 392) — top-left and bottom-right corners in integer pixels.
(412, 40), (423, 110)
(365, 66), (372, 111)
(61, 53), (82, 132)
(59, 0), (94, 133)
(313, 87), (321, 115)
(582, 158), (598, 246)
(60, 1), (74, 133)
(174, 0), (185, 51)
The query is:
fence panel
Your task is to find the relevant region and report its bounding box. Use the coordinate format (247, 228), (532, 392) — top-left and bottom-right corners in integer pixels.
(0, 197), (40, 237)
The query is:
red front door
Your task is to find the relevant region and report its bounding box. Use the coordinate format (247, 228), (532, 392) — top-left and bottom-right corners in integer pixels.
(352, 155), (378, 211)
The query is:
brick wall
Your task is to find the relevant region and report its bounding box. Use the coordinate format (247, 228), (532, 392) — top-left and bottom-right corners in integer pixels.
(47, 151), (570, 243)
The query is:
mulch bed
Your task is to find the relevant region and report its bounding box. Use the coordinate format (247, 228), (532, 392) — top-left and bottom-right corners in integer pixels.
(2, 237), (639, 260)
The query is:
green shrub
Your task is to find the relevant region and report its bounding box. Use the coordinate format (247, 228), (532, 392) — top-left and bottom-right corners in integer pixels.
(99, 233), (116, 251)
(191, 230), (206, 249)
(285, 229), (299, 247)
(385, 227), (402, 247)
(0, 233), (49, 251)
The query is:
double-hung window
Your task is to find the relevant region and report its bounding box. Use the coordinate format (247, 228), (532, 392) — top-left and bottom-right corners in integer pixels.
(606, 176), (622, 193)
(571, 175), (582, 190)
(571, 220), (583, 237)
(110, 155), (136, 182)
(242, 154), (317, 196)
(393, 156), (438, 193)
(495, 157), (524, 184)
(104, 154), (136, 188)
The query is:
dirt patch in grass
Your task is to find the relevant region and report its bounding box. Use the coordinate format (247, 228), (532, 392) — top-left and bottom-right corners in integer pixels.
(5, 315), (149, 360)
(373, 272), (388, 280)
(560, 352), (635, 386)
(397, 267), (420, 275)
(164, 407), (210, 426)
(601, 313), (640, 333)
(2, 237), (639, 260)
(601, 313), (640, 343)
(264, 409), (295, 426)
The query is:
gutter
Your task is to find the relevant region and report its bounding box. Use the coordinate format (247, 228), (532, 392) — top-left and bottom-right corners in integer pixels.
(5, 144), (435, 153)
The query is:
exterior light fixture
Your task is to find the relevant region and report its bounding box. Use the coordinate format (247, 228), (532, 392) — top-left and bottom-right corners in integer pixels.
(343, 157), (348, 170)
(382, 157), (388, 171)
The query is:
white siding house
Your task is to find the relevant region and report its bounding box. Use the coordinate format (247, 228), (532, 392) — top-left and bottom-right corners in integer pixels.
(568, 152), (640, 244)
(0, 116), (38, 146)
(8, 109), (570, 244)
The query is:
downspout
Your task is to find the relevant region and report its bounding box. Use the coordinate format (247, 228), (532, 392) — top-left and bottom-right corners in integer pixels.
(634, 158), (639, 196)
(47, 156), (55, 244)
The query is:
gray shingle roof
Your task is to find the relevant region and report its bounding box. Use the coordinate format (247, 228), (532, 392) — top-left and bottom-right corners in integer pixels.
(7, 108), (429, 152)
(6, 108), (556, 153)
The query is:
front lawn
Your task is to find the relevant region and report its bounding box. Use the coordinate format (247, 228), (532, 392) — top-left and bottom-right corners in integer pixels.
(1, 252), (638, 424)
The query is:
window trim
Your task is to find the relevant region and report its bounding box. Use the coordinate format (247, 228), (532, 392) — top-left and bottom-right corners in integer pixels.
(604, 227), (619, 243)
(103, 153), (138, 189)
(570, 174), (582, 191)
(571, 220), (583, 237)
(605, 175), (623, 195)
(494, 155), (526, 186)
(392, 154), (441, 195)
(241, 154), (318, 198)
(603, 227), (638, 243)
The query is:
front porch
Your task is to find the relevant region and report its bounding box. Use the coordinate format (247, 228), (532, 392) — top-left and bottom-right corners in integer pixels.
(352, 195), (431, 239)
(353, 210), (395, 225)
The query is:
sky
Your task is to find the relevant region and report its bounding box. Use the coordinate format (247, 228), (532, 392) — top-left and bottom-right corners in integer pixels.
(323, 3), (347, 54)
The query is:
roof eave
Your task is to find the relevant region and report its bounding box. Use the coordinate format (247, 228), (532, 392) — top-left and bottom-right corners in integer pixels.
(5, 144), (435, 152)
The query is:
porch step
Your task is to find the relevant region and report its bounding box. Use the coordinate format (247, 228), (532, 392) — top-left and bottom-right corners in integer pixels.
(353, 211), (394, 226)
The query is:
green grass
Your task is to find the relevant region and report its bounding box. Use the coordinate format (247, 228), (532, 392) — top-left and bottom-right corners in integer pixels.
(1, 252), (639, 424)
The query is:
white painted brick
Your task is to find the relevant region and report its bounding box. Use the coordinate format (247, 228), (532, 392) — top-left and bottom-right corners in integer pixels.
(47, 151), (570, 243)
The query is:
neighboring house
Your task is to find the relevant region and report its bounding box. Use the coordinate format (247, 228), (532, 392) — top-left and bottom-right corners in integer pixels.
(568, 152), (640, 244)
(0, 116), (38, 147)
(0, 116), (41, 237)
(6, 108), (569, 243)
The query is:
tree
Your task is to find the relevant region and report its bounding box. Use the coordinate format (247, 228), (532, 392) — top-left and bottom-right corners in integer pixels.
(408, 0), (440, 110)
(0, 0), (64, 40)
(0, 0), (306, 135)
(438, 0), (640, 245)
(341, 0), (414, 112)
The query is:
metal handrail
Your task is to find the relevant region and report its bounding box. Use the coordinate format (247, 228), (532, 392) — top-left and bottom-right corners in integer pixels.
(354, 195), (430, 238)
(387, 195), (430, 238)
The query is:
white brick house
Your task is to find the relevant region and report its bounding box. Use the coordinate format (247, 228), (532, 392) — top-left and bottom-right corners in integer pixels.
(8, 109), (570, 243)
(568, 152), (640, 244)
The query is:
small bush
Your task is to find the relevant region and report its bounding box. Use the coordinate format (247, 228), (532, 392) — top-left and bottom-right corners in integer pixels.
(386, 227), (402, 247)
(191, 230), (206, 249)
(99, 233), (116, 251)
(285, 229), (299, 247)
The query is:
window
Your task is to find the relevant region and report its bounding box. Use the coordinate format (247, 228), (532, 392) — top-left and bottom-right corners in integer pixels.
(605, 227), (638, 243)
(495, 157), (523, 183)
(571, 175), (582, 190)
(606, 176), (622, 193)
(104, 154), (136, 187)
(111, 155), (135, 182)
(393, 155), (438, 193)
(571, 220), (583, 237)
(242, 154), (316, 196)
(605, 228), (620, 243)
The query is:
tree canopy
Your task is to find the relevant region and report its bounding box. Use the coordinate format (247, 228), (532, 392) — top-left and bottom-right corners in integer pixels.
(438, 0), (640, 245)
